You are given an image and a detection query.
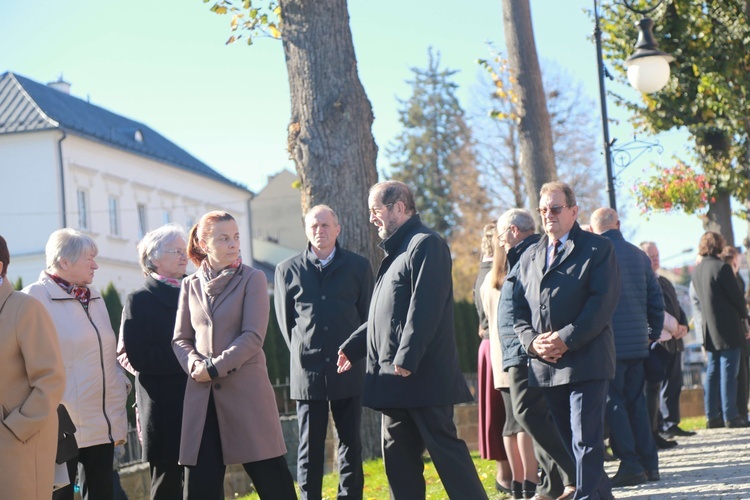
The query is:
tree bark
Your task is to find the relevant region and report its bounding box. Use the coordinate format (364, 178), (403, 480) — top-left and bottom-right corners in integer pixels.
(703, 191), (734, 246)
(280, 0), (380, 266)
(501, 0), (557, 228)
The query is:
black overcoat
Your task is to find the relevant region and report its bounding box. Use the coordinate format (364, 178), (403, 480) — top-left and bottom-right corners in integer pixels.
(275, 243), (373, 400)
(340, 215), (473, 409)
(121, 276), (186, 462)
(691, 255), (746, 352)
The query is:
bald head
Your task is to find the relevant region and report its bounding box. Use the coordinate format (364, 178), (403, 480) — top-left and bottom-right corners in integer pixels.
(590, 207), (619, 234)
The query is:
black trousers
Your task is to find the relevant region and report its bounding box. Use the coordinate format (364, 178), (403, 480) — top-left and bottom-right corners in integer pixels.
(296, 397), (363, 500)
(53, 442), (115, 500)
(183, 395), (296, 500)
(508, 364), (575, 498)
(660, 350), (684, 429)
(150, 461), (184, 500)
(737, 346), (749, 419)
(381, 405), (487, 500)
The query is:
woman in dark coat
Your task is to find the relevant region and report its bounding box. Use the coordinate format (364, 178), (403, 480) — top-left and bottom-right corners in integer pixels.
(120, 224), (189, 499)
(692, 232), (749, 428)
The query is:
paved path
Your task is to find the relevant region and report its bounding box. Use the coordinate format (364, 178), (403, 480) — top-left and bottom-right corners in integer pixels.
(604, 427), (750, 499)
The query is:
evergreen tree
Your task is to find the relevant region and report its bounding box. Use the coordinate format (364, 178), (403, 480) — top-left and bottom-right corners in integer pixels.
(12, 276), (23, 290)
(101, 282), (123, 334)
(388, 49), (489, 300)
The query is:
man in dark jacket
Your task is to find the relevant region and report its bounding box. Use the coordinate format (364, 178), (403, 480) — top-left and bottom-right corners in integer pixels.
(591, 208), (664, 487)
(497, 208), (576, 500)
(338, 181), (486, 500)
(275, 205), (374, 500)
(513, 182), (620, 500)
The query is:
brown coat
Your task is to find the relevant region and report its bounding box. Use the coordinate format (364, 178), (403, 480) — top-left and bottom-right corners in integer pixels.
(0, 278), (66, 499)
(172, 265), (287, 466)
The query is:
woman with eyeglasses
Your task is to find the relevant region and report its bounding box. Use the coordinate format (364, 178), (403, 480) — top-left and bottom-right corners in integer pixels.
(173, 211), (295, 499)
(120, 223), (189, 499)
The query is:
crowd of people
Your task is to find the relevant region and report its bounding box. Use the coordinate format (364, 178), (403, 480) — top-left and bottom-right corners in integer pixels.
(2, 178), (749, 500)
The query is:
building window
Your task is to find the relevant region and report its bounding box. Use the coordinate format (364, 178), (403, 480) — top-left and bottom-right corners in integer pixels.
(77, 190), (89, 230)
(137, 204), (148, 239)
(108, 196), (120, 236)
(163, 211), (171, 224)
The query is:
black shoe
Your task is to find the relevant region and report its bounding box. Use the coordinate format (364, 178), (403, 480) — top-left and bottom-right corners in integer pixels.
(654, 433), (678, 449)
(512, 480), (524, 499)
(726, 417), (750, 428)
(523, 479), (537, 499)
(611, 471), (648, 488)
(707, 417), (725, 429)
(496, 480), (512, 494)
(665, 424), (697, 437)
(646, 470), (660, 481)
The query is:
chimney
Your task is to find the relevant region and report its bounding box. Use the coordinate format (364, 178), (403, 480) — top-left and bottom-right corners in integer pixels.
(47, 74), (71, 94)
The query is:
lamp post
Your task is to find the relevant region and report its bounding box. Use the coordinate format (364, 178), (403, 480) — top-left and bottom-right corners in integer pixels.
(594, 0), (674, 211)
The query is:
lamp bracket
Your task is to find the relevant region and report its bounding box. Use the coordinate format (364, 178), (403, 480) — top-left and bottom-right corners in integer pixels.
(610, 135), (664, 185)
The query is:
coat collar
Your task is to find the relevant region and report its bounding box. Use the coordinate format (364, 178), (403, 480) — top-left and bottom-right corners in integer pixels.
(304, 241), (344, 273)
(194, 264), (245, 317)
(533, 222), (583, 275)
(380, 214), (423, 257)
(38, 271), (102, 301)
(144, 275), (181, 307)
(0, 277), (12, 313)
(508, 233), (541, 268)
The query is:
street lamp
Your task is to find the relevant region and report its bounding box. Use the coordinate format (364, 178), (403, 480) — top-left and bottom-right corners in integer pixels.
(594, 0), (675, 210)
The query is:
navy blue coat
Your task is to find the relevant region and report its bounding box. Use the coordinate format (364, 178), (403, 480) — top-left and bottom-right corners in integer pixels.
(513, 222), (620, 387)
(340, 215), (473, 409)
(601, 229), (665, 360)
(275, 243), (373, 401)
(499, 234), (541, 371)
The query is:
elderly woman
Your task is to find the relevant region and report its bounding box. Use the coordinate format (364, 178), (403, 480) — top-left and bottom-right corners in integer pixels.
(120, 224), (189, 500)
(173, 211), (295, 499)
(691, 232), (749, 429)
(0, 235), (66, 498)
(24, 228), (128, 500)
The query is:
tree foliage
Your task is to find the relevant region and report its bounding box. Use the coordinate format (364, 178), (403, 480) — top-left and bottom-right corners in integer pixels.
(472, 54), (605, 221)
(387, 49), (490, 300)
(599, 0), (750, 243)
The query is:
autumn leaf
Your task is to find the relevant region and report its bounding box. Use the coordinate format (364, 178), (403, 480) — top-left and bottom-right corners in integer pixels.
(268, 23), (281, 38)
(225, 35), (236, 45)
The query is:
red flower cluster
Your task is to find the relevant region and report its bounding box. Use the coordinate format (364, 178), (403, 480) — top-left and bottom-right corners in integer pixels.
(633, 162), (711, 216)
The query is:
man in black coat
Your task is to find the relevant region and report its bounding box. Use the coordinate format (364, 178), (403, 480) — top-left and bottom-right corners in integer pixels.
(513, 182), (620, 500)
(338, 181), (487, 500)
(275, 205), (374, 500)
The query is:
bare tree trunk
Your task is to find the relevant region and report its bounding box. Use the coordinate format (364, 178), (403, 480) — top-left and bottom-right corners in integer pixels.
(501, 0), (557, 227)
(703, 192), (735, 246)
(280, 0), (379, 265)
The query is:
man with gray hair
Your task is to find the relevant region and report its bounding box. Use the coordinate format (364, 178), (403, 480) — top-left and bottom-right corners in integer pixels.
(591, 207), (664, 487)
(275, 205), (374, 500)
(497, 208), (576, 500)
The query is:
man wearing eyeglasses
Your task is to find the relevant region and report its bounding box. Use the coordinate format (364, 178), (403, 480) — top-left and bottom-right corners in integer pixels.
(513, 181), (620, 500)
(338, 181), (487, 499)
(274, 205), (374, 500)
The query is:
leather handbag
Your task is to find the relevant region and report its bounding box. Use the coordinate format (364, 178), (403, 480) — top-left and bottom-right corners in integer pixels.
(56, 404), (78, 464)
(645, 341), (671, 383)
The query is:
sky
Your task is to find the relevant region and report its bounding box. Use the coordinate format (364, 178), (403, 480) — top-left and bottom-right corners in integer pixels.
(1, 0), (742, 269)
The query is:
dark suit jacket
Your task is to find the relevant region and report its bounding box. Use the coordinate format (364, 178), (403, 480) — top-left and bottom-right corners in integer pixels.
(691, 255), (746, 351)
(658, 276), (687, 354)
(121, 276), (187, 463)
(340, 215), (473, 409)
(274, 242), (373, 401)
(513, 222), (620, 387)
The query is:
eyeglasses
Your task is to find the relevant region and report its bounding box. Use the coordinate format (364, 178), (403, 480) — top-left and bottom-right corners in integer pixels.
(369, 203), (393, 216)
(537, 205), (573, 216)
(497, 226), (512, 241)
(164, 249), (188, 257)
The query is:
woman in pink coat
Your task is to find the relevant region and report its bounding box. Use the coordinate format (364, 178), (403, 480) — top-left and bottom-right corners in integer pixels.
(173, 211), (296, 499)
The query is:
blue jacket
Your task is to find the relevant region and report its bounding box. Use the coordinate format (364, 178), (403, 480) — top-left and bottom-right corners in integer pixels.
(499, 233), (541, 371)
(601, 229), (665, 360)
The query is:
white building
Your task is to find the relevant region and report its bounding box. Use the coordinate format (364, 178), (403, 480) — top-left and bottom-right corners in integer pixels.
(0, 71), (253, 296)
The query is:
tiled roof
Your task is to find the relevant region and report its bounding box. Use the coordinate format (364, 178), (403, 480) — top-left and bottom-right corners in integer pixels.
(0, 72), (247, 191)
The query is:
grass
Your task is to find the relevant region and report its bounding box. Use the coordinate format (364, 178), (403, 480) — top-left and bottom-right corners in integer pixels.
(238, 452), (510, 499)
(238, 417), (710, 499)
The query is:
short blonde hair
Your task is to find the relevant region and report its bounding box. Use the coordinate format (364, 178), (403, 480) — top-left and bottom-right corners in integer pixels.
(45, 228), (98, 272)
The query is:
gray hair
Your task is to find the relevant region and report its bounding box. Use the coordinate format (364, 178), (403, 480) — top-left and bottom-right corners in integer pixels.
(138, 223), (187, 274)
(497, 208), (535, 233)
(45, 228), (98, 271)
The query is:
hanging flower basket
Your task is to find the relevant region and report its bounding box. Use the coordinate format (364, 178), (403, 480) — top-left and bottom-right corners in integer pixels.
(632, 162), (713, 216)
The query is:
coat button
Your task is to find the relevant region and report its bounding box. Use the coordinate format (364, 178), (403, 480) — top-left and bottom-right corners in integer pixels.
(214, 384), (221, 390)
(323, 326), (329, 331)
(541, 305), (546, 310)
(321, 295), (326, 300)
(325, 357), (331, 362)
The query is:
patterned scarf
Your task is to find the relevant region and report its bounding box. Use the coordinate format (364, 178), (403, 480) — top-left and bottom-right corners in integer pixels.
(150, 272), (182, 289)
(48, 272), (91, 308)
(200, 256), (242, 298)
